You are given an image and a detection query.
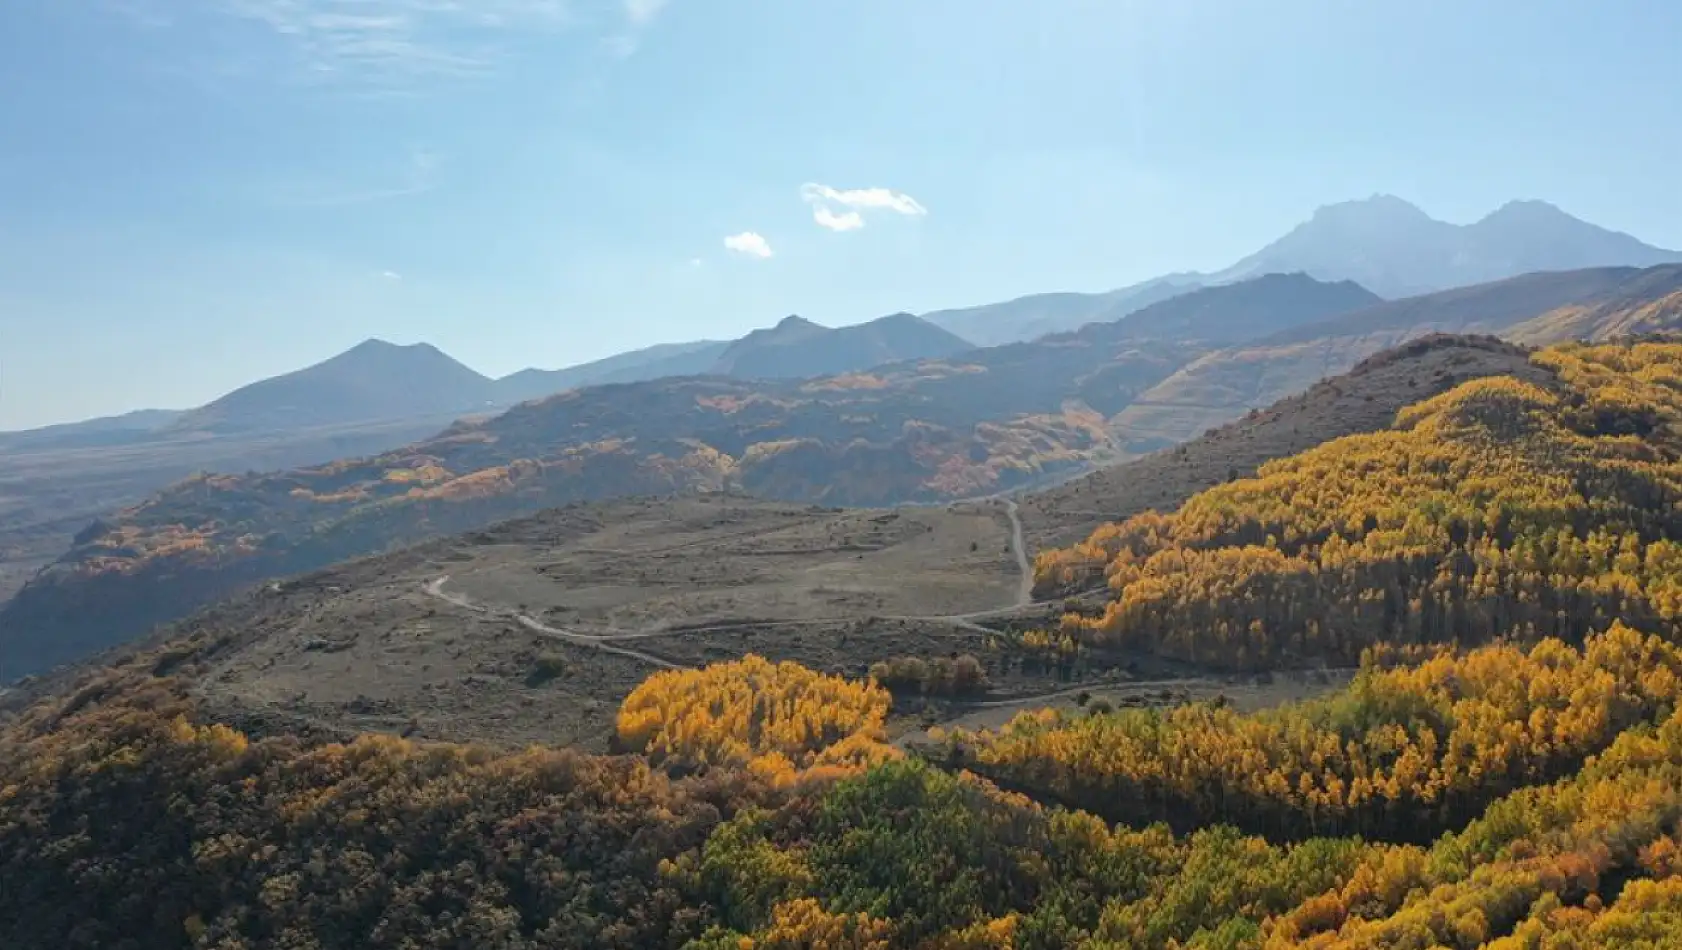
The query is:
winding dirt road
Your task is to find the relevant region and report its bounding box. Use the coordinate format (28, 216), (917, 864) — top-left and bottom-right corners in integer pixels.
(422, 576), (682, 669)
(1004, 498), (1033, 607)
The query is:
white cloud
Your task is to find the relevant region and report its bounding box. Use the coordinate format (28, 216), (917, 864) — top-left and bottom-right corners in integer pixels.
(812, 206), (865, 232)
(381, 270), (403, 280)
(799, 183), (926, 232)
(801, 183), (927, 217)
(723, 231), (773, 259)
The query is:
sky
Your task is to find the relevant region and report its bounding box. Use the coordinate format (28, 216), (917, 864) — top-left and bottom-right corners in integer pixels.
(1, 0), (1679, 430)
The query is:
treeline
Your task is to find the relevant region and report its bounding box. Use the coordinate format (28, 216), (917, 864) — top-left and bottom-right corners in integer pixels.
(949, 622), (1682, 842)
(5, 641), (1682, 948)
(0, 673), (766, 950)
(1034, 343), (1682, 670)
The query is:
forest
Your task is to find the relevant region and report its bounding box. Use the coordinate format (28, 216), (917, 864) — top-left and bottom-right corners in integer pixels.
(6, 341), (1682, 948)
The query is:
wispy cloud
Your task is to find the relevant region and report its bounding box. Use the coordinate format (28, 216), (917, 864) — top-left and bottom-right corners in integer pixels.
(117, 0), (580, 87)
(267, 148), (442, 207)
(605, 0), (670, 57)
(800, 183), (927, 231)
(723, 231), (774, 259)
(381, 270), (403, 280)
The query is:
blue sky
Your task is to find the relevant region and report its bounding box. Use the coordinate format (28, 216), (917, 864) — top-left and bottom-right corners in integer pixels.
(2, 0), (1679, 429)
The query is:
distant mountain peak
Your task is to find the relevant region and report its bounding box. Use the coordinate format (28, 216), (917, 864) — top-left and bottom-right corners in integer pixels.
(1475, 199), (1575, 226)
(1308, 194), (1434, 225)
(776, 314), (820, 330)
(167, 338), (496, 436)
(330, 338), (448, 363)
(345, 337), (413, 352)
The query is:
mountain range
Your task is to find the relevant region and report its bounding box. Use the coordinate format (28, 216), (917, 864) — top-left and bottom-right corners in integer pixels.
(0, 272), (1385, 677)
(1, 196), (1679, 680)
(10, 195), (1675, 445)
(13, 263), (1682, 680)
(919, 196), (1682, 345)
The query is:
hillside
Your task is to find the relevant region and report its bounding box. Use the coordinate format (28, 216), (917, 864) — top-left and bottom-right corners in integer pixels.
(1037, 340), (1682, 666)
(10, 341), (1682, 947)
(712, 313), (974, 379)
(167, 339), (500, 435)
(1019, 334), (1549, 549)
(1112, 263), (1682, 448)
(0, 274), (1381, 679)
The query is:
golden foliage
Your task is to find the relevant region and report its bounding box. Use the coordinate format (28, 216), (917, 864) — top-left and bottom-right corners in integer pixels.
(749, 899), (895, 949)
(959, 623), (1682, 840)
(617, 655), (896, 779)
(1036, 343), (1682, 669)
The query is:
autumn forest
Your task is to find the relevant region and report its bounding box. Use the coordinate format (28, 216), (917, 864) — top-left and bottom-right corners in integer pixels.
(10, 340), (1682, 948)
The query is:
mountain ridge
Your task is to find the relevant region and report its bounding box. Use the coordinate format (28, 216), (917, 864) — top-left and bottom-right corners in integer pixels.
(166, 339), (501, 436)
(924, 196), (1681, 344)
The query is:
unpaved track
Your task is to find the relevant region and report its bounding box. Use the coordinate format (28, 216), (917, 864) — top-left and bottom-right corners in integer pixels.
(422, 577), (681, 669)
(1004, 498), (1033, 607)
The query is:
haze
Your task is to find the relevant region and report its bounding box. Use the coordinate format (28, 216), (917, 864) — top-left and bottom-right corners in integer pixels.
(1, 0), (1679, 429)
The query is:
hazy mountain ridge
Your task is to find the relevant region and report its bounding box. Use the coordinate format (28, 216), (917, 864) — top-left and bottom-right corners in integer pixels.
(1110, 263), (1682, 450)
(166, 340), (503, 436)
(923, 196), (1681, 345)
(492, 339), (731, 404)
(1211, 195), (1682, 298)
(920, 275), (1203, 347)
(711, 312), (974, 379)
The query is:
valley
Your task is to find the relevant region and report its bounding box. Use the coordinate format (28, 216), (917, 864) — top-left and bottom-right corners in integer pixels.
(3, 334), (1542, 751)
(12, 5), (1682, 942)
(9, 332), (1682, 949)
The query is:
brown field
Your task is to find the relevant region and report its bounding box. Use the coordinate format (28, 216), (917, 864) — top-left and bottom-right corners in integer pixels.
(162, 495), (1021, 748)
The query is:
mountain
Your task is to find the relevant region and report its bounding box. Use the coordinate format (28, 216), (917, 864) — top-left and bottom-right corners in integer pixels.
(497, 314), (973, 402)
(930, 196), (1680, 345)
(166, 339), (501, 435)
(0, 408), (182, 452)
(712, 313), (974, 379)
(0, 274), (1381, 679)
(1210, 195), (1682, 298)
(1111, 263), (1682, 451)
(1110, 272), (1379, 340)
(920, 274), (1203, 347)
(493, 339), (730, 404)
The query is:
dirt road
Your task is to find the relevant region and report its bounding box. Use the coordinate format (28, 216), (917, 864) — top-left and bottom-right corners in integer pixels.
(422, 577), (681, 669)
